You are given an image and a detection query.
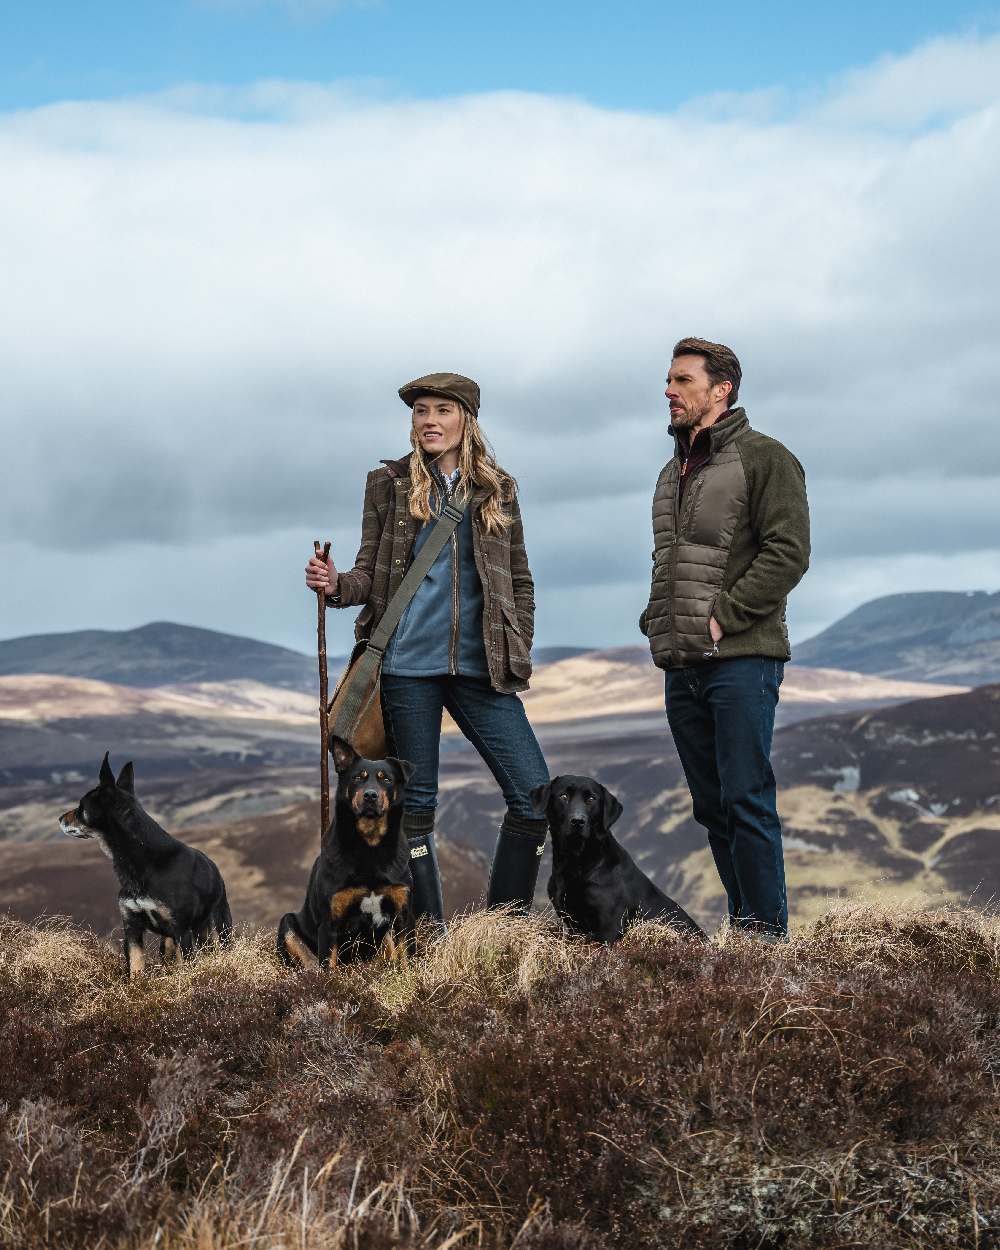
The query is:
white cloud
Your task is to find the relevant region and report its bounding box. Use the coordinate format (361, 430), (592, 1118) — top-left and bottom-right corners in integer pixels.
(816, 31), (1000, 128)
(1, 33), (999, 647)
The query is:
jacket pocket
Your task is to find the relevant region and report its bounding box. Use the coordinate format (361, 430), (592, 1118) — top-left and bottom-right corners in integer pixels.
(700, 596), (720, 660)
(501, 603), (532, 679)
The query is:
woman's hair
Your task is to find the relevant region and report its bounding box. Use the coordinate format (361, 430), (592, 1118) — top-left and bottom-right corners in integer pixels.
(408, 408), (516, 534)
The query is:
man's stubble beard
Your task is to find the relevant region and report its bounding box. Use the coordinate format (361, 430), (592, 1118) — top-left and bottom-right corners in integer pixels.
(670, 397), (714, 433)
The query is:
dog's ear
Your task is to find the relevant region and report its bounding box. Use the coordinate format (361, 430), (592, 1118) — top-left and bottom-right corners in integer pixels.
(387, 756), (414, 787)
(330, 737), (356, 774)
(116, 761), (135, 794)
(99, 752), (115, 789)
(530, 779), (553, 817)
(599, 784), (624, 830)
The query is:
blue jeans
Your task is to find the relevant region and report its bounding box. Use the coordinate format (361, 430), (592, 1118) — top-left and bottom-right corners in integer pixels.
(381, 674), (549, 825)
(664, 657), (787, 935)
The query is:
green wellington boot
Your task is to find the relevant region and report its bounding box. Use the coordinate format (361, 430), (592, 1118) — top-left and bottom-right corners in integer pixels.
(403, 810), (446, 930)
(486, 814), (548, 913)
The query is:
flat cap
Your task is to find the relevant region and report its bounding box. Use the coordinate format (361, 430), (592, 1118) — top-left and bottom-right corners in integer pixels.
(398, 372), (480, 418)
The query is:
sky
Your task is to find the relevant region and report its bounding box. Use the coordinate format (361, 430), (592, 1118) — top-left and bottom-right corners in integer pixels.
(2, 2), (1000, 658)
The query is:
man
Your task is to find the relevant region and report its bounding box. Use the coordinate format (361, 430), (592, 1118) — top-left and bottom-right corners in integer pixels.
(640, 338), (810, 939)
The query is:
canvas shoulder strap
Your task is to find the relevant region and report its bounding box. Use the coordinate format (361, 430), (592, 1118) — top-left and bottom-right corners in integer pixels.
(365, 491), (469, 656)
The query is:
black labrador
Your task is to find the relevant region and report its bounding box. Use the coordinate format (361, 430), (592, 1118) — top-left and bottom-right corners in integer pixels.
(533, 773), (705, 943)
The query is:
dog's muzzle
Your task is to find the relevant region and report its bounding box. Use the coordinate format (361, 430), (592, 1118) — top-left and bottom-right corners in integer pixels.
(359, 789), (386, 816)
(59, 813), (93, 839)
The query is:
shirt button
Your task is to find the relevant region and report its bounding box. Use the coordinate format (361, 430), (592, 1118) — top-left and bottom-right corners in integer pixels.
(394, 558), (401, 565)
(398, 520), (405, 526)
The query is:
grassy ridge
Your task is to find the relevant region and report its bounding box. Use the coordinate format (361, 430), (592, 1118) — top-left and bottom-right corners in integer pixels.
(1, 907), (999, 1249)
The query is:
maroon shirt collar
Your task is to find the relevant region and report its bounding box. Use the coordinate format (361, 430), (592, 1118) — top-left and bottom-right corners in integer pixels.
(676, 410), (729, 500)
(679, 410), (729, 459)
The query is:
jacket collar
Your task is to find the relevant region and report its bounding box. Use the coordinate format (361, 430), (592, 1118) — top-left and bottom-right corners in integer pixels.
(382, 453), (414, 478)
(381, 452), (488, 506)
(668, 406), (749, 459)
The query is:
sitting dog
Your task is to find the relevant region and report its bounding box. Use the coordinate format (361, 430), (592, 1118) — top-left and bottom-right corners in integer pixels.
(60, 753), (233, 978)
(533, 774), (705, 943)
(277, 737), (415, 969)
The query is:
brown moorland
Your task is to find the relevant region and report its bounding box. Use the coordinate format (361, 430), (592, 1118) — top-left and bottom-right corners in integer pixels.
(1, 904), (998, 1249)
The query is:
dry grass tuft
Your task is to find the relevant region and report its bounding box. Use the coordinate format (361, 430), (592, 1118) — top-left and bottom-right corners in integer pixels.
(806, 897), (1000, 975)
(363, 908), (582, 1015)
(1, 902), (999, 1249)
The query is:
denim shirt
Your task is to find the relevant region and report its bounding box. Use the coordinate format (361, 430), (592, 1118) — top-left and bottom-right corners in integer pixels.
(382, 468), (489, 678)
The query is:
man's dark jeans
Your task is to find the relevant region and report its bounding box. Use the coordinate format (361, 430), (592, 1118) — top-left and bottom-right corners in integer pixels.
(381, 674), (549, 823)
(664, 656), (787, 936)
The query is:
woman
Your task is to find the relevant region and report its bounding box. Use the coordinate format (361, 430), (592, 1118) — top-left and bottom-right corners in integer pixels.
(304, 372), (550, 925)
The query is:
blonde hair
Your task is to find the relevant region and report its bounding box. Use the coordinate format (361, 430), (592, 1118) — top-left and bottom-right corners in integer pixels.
(408, 409), (516, 534)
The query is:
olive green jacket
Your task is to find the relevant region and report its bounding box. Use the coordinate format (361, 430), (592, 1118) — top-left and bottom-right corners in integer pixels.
(331, 454), (534, 693)
(639, 408), (810, 669)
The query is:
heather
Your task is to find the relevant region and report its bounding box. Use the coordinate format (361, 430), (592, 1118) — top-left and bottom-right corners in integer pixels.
(1, 906), (998, 1249)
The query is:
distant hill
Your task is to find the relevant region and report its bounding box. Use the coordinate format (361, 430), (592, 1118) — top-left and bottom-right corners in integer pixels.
(505, 645), (965, 732)
(0, 657), (964, 794)
(795, 590), (1000, 683)
(0, 622), (321, 690)
(0, 621), (588, 692)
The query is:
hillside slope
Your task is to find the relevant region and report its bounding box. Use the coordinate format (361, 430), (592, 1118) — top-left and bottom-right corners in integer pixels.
(795, 590), (1000, 682)
(2, 681), (997, 935)
(1, 907), (998, 1250)
(0, 657), (965, 791)
(431, 682), (1000, 926)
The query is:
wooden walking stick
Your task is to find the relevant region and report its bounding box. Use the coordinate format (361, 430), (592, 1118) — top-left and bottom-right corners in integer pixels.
(314, 540), (332, 835)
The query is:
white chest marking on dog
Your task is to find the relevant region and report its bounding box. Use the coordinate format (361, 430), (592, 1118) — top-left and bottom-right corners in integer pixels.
(360, 892), (388, 927)
(121, 896), (172, 924)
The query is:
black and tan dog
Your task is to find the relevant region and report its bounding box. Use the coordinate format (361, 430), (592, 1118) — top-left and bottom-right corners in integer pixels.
(533, 774), (705, 943)
(60, 753), (233, 978)
(277, 738), (415, 969)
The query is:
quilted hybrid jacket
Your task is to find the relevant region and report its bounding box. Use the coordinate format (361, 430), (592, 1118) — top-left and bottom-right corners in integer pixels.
(640, 407), (810, 670)
(331, 454), (535, 694)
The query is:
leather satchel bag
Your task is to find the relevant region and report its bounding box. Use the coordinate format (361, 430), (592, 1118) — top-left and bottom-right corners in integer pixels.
(327, 492), (469, 758)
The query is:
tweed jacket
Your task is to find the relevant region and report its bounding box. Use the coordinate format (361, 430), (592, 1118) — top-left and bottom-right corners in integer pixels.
(640, 407), (810, 670)
(331, 454), (535, 694)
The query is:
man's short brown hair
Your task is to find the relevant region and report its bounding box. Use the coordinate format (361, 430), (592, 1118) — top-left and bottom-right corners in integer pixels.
(672, 337), (742, 406)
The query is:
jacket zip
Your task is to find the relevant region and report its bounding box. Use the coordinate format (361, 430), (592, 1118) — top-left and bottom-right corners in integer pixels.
(671, 450), (711, 664)
(425, 467), (460, 677)
(680, 460), (719, 657)
(681, 458), (723, 658)
(668, 465), (681, 668)
(441, 472), (459, 676)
